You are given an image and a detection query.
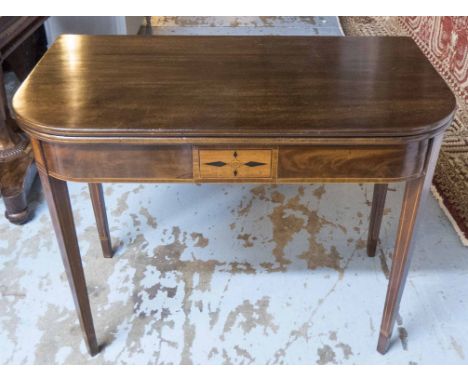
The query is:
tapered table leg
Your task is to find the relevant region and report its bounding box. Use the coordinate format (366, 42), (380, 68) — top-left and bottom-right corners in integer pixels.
(38, 168), (99, 356)
(89, 183), (113, 258)
(367, 184), (388, 257)
(377, 135), (443, 354)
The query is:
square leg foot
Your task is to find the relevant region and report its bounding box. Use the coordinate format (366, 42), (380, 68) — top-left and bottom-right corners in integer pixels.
(377, 332), (391, 354)
(367, 240), (377, 257)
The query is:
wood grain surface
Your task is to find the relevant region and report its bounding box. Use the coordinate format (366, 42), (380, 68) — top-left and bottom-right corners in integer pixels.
(13, 35), (456, 141)
(277, 141), (428, 181)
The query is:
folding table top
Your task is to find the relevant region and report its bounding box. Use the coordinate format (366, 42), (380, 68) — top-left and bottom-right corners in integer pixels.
(13, 35), (456, 141)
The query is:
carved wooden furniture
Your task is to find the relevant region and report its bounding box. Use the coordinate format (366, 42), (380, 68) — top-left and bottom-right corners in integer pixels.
(12, 35), (456, 356)
(0, 16), (48, 223)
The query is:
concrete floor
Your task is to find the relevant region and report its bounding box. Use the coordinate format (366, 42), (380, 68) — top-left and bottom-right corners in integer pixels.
(1, 16), (467, 365)
(0, 181), (467, 364)
(148, 16), (343, 35)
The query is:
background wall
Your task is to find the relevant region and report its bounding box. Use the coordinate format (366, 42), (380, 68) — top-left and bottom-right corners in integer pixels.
(44, 16), (143, 45)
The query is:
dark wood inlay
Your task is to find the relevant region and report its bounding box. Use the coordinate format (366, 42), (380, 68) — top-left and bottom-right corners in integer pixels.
(244, 161), (266, 168)
(206, 161), (227, 167)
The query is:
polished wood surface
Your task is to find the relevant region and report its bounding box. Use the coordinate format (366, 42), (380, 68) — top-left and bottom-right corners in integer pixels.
(277, 141), (428, 182)
(13, 35), (455, 141)
(15, 36), (456, 357)
(34, 139), (430, 184)
(89, 183), (113, 259)
(41, 142), (193, 182)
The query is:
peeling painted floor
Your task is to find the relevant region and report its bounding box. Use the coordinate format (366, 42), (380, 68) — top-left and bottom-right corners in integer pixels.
(0, 181), (467, 364)
(147, 16), (343, 35)
(1, 16), (467, 365)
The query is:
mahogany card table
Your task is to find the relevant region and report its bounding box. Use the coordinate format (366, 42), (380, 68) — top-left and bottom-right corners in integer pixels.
(12, 35), (456, 356)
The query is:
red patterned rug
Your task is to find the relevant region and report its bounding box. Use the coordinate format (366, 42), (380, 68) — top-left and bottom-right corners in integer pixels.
(340, 17), (468, 246)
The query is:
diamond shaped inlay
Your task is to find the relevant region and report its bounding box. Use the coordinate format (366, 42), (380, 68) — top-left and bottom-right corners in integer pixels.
(244, 161), (266, 168)
(205, 161), (227, 167)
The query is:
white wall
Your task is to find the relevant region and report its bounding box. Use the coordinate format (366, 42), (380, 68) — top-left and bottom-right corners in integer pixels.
(44, 16), (143, 46)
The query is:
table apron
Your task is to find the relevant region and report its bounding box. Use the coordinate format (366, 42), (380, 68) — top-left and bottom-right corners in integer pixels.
(33, 139), (430, 184)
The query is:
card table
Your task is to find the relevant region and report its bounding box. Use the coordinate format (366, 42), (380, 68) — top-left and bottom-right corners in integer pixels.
(12, 35), (456, 356)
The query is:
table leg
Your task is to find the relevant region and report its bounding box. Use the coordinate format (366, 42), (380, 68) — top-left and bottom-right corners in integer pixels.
(89, 183), (113, 258)
(38, 169), (99, 356)
(367, 184), (388, 257)
(377, 134), (443, 354)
